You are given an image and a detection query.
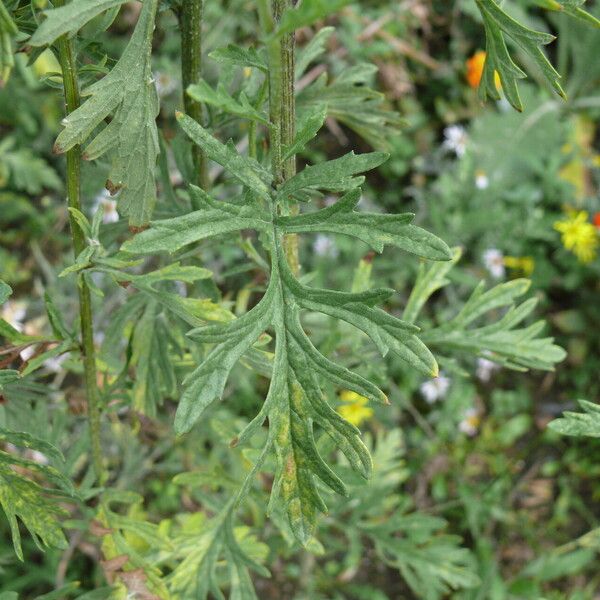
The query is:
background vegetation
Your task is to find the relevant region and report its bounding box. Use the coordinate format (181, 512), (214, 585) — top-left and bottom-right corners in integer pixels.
(1, 0), (600, 598)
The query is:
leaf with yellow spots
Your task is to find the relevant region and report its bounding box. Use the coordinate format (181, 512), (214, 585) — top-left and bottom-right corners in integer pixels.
(122, 120), (451, 544)
(0, 427), (75, 560)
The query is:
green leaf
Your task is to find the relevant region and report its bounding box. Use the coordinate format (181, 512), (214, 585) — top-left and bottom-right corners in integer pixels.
(187, 81), (269, 125)
(295, 26), (335, 78)
(29, 0), (127, 47)
(277, 152), (389, 199)
(536, 0), (600, 28)
(54, 0), (160, 226)
(0, 279), (12, 304)
(273, 0), (354, 38)
(95, 491), (171, 597)
(360, 509), (480, 597)
(209, 44), (268, 72)
(0, 0), (18, 83)
(297, 68), (404, 150)
(136, 141), (449, 546)
(549, 400), (600, 437)
(176, 112), (272, 197)
(0, 370), (20, 390)
(169, 509), (268, 599)
(403, 248), (462, 324)
(418, 263), (566, 371)
(0, 141), (62, 194)
(175, 285), (274, 433)
(282, 103), (327, 161)
(276, 189), (452, 260)
(122, 186), (270, 255)
(44, 291), (72, 340)
(0, 427), (74, 560)
(475, 0), (565, 111)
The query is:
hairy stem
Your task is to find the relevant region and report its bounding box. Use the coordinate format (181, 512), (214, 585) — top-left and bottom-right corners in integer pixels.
(179, 0), (209, 190)
(261, 0), (299, 273)
(55, 1), (105, 484)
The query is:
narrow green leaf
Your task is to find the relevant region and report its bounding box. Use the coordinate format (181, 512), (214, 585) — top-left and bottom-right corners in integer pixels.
(549, 400), (600, 437)
(277, 152), (389, 199)
(282, 103), (327, 161)
(273, 0), (354, 38)
(276, 190), (452, 260)
(176, 112), (272, 197)
(122, 187), (270, 255)
(29, 0), (127, 47)
(54, 0), (160, 226)
(0, 280), (12, 304)
(403, 248), (462, 324)
(0, 427), (74, 560)
(476, 0), (565, 110)
(187, 81), (269, 125)
(209, 44), (268, 72)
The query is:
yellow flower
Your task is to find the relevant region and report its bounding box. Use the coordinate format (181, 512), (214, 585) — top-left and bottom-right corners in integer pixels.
(337, 390), (373, 427)
(559, 116), (596, 200)
(554, 210), (599, 263)
(503, 255), (535, 276)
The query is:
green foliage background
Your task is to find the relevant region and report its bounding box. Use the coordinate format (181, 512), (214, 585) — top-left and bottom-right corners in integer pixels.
(1, 0), (600, 598)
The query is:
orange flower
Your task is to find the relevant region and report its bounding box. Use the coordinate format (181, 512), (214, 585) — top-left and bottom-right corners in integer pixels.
(466, 51), (486, 88)
(466, 50), (501, 89)
(594, 212), (600, 229)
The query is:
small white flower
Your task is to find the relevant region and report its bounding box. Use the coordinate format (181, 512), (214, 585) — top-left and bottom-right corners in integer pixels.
(24, 449), (49, 465)
(154, 70), (178, 98)
(1, 300), (26, 332)
(476, 357), (501, 382)
(43, 352), (68, 374)
(475, 170), (489, 190)
(313, 234), (338, 258)
(443, 125), (468, 157)
(483, 248), (505, 279)
(459, 407), (481, 436)
(169, 167), (183, 187)
(19, 345), (36, 362)
(93, 188), (119, 224)
(419, 374), (451, 404)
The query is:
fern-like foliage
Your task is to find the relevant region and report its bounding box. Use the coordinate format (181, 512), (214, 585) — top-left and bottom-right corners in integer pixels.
(475, 0), (565, 111)
(167, 500), (269, 599)
(123, 113), (451, 543)
(0, 283), (77, 561)
(29, 0), (127, 47)
(549, 400), (600, 437)
(121, 85), (566, 543)
(0, 427), (74, 561)
(405, 249), (566, 370)
(477, 0), (598, 110)
(537, 0), (600, 27)
(30, 0), (160, 226)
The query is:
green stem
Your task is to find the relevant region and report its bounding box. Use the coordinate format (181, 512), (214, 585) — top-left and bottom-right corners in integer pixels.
(261, 0), (299, 273)
(55, 2), (105, 484)
(179, 0), (209, 190)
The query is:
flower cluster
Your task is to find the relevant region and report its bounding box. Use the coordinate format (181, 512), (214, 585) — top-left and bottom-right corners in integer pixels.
(419, 374), (451, 404)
